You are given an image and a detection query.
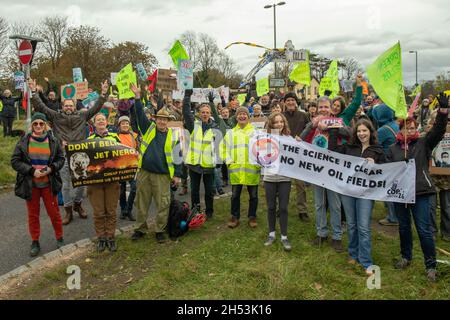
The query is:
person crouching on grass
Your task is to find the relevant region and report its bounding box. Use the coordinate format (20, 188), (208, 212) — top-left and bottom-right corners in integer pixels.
(11, 112), (65, 257)
(87, 113), (121, 253)
(263, 112), (293, 251)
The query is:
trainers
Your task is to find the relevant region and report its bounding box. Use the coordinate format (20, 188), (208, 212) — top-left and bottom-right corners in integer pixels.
(281, 238), (292, 251)
(331, 239), (344, 253)
(378, 218), (399, 226)
(227, 216), (240, 228)
(56, 238), (65, 249)
(311, 236), (328, 246)
(394, 257), (411, 269)
(30, 241), (40, 257)
(131, 230), (145, 241)
(97, 238), (107, 253)
(206, 212), (213, 220)
(107, 238), (117, 252)
(218, 188), (225, 196)
(264, 235), (275, 246)
(426, 268), (438, 282)
(248, 217), (258, 228)
(156, 232), (167, 243)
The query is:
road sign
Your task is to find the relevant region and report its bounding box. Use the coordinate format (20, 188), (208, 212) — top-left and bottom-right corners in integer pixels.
(273, 49), (307, 63)
(18, 40), (33, 65)
(269, 78), (286, 88)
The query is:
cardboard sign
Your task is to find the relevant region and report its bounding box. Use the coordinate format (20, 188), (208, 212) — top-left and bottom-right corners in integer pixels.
(61, 81), (89, 100)
(177, 59), (194, 90)
(430, 125), (450, 175)
(111, 72), (118, 86)
(135, 63), (148, 81)
(172, 87), (230, 104)
(73, 68), (83, 83)
(320, 117), (344, 127)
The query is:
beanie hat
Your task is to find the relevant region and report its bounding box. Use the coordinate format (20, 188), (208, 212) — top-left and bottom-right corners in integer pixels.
(118, 115), (130, 124)
(236, 106), (250, 117)
(31, 112), (47, 123)
(283, 92), (298, 103)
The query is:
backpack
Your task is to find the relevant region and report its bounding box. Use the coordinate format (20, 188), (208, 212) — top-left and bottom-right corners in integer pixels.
(167, 199), (191, 239)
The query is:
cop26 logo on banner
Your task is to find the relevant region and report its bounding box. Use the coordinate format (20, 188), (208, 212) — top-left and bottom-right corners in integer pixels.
(250, 134), (280, 168)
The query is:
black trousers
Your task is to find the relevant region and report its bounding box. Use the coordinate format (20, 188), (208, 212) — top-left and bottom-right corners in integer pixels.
(2, 117), (14, 137)
(189, 170), (214, 215)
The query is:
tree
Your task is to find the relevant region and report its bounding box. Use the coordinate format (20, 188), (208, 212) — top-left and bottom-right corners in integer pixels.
(309, 52), (331, 81)
(340, 57), (363, 80)
(63, 25), (110, 87)
(37, 16), (69, 72)
(0, 17), (9, 57)
(105, 41), (158, 76)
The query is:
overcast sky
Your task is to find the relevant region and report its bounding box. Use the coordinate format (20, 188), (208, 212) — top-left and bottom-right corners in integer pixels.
(1, 0), (449, 86)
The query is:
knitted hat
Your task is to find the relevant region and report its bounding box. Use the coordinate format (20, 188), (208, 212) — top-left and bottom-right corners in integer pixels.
(283, 92), (298, 103)
(118, 115), (130, 124)
(31, 112), (47, 123)
(236, 106), (250, 117)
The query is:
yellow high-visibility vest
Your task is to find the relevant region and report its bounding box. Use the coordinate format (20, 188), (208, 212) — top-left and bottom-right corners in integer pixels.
(220, 122), (261, 186)
(139, 123), (178, 178)
(185, 121), (215, 169)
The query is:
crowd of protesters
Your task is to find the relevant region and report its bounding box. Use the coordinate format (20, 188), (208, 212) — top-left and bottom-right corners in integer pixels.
(4, 74), (450, 283)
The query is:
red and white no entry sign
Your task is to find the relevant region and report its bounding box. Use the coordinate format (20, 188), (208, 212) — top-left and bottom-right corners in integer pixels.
(18, 40), (33, 65)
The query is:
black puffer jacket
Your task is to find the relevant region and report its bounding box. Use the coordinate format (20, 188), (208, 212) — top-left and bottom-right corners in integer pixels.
(387, 110), (448, 196)
(11, 133), (65, 201)
(0, 94), (21, 118)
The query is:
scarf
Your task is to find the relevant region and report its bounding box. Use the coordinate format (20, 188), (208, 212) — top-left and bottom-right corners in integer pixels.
(396, 131), (419, 150)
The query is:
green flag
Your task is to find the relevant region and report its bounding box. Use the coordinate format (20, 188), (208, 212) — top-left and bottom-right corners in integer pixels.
(237, 94), (246, 106)
(116, 63), (137, 99)
(409, 84), (421, 97)
(256, 77), (269, 97)
(169, 40), (190, 68)
(290, 51), (311, 86)
(319, 60), (339, 98)
(367, 42), (407, 119)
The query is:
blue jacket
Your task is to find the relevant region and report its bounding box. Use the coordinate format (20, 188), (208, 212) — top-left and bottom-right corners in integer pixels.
(371, 104), (399, 154)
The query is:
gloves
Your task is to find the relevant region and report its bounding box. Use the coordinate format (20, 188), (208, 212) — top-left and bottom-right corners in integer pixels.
(184, 89), (193, 98)
(208, 91), (215, 103)
(437, 92), (449, 109)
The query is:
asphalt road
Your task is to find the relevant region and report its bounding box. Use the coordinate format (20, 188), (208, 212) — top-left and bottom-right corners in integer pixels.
(0, 183), (226, 276)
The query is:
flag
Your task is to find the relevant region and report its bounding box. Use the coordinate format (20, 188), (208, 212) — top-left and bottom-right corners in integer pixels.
(408, 93), (421, 118)
(256, 77), (269, 97)
(169, 40), (190, 68)
(367, 42), (407, 119)
(319, 60), (339, 98)
(409, 84), (421, 97)
(147, 69), (158, 93)
(237, 94), (246, 106)
(290, 51), (311, 86)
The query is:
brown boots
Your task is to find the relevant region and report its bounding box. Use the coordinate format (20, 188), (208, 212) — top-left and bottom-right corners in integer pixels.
(62, 206), (73, 225)
(73, 201), (87, 219)
(62, 202), (87, 225)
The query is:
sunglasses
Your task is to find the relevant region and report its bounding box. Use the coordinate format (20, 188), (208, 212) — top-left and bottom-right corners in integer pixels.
(32, 122), (45, 127)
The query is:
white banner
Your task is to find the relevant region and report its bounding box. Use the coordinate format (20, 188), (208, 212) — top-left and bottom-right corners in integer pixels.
(249, 134), (416, 204)
(172, 87), (230, 104)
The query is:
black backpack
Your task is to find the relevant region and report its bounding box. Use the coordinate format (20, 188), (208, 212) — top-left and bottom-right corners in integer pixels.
(167, 200), (190, 239)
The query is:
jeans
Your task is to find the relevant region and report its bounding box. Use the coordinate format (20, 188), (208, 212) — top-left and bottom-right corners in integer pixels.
(314, 186), (342, 240)
(341, 195), (374, 269)
(429, 191), (450, 237)
(189, 170), (214, 215)
(265, 181), (291, 235)
(213, 167), (223, 190)
(384, 202), (398, 223)
(119, 179), (137, 213)
(394, 195), (437, 270)
(231, 185), (258, 219)
(60, 157), (85, 207)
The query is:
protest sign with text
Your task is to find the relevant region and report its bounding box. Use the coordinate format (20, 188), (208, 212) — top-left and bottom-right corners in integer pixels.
(177, 59), (194, 90)
(66, 139), (139, 187)
(249, 134), (416, 203)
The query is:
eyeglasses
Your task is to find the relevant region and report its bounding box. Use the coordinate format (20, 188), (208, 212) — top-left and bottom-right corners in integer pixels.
(32, 122), (45, 127)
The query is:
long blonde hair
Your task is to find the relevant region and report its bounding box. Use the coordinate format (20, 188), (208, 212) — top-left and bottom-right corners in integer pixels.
(265, 112), (291, 136)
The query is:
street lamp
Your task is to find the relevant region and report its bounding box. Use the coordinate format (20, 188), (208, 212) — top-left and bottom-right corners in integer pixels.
(409, 50), (418, 86)
(264, 1), (286, 78)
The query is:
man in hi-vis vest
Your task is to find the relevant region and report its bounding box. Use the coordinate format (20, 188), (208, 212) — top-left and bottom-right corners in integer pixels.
(129, 85), (182, 244)
(220, 107), (261, 228)
(182, 89), (226, 219)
